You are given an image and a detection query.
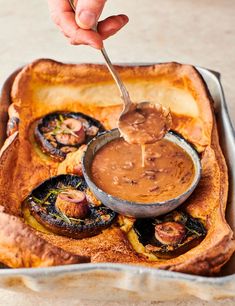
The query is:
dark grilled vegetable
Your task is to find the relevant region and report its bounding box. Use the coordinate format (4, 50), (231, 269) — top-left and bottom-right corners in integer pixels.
(34, 112), (105, 161)
(134, 210), (206, 258)
(25, 174), (116, 239)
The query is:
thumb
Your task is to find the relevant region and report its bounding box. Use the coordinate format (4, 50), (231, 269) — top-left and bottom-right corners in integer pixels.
(75, 0), (106, 29)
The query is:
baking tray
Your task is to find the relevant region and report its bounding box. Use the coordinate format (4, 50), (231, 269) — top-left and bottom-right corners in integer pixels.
(0, 64), (234, 302)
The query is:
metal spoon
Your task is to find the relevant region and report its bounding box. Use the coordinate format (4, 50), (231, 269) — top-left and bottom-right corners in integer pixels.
(68, 0), (132, 115)
(68, 0), (169, 144)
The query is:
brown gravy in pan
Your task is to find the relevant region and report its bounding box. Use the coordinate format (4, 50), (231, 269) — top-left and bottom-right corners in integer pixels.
(91, 138), (195, 203)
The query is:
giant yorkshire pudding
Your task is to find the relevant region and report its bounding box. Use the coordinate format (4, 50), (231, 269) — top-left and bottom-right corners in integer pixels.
(0, 59), (234, 274)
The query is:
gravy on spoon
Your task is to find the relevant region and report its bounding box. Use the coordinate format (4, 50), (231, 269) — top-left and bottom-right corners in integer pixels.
(118, 102), (172, 145)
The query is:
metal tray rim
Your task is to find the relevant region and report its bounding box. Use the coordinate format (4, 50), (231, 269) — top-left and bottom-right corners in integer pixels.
(0, 262), (234, 283)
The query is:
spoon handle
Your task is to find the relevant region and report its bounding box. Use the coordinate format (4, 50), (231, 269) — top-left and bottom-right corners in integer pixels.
(68, 0), (131, 107)
(100, 48), (131, 105)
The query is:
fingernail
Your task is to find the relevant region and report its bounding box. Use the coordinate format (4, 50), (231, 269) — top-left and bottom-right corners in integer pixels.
(120, 15), (129, 24)
(77, 10), (96, 29)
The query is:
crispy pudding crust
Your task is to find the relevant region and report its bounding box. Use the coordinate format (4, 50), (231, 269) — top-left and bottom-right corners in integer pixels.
(0, 59), (234, 274)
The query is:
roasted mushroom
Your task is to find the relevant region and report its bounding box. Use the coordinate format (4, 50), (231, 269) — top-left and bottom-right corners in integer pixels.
(134, 211), (206, 258)
(34, 112), (105, 161)
(25, 174), (116, 239)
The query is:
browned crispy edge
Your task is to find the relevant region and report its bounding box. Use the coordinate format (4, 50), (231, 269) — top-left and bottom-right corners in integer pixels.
(0, 131), (90, 268)
(0, 206), (89, 268)
(11, 58), (214, 151)
(155, 118), (235, 275)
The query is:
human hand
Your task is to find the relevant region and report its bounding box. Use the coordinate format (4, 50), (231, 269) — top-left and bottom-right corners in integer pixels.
(48, 0), (129, 49)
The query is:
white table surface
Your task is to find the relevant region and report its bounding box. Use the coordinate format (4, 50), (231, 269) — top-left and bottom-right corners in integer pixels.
(0, 0), (235, 305)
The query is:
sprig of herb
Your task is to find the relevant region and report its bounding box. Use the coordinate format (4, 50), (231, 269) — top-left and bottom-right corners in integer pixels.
(59, 210), (71, 224)
(69, 217), (83, 223)
(49, 213), (64, 220)
(59, 114), (64, 122)
(61, 128), (78, 138)
(31, 188), (66, 206)
(31, 196), (43, 205)
(75, 181), (82, 189)
(51, 126), (62, 136)
(185, 226), (202, 237)
(31, 192), (53, 206)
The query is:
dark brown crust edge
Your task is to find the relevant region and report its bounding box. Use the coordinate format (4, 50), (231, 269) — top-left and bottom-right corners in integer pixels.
(0, 205), (89, 268)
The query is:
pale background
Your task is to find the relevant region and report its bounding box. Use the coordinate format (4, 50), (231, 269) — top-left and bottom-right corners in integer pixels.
(0, 0), (235, 127)
(0, 0), (235, 305)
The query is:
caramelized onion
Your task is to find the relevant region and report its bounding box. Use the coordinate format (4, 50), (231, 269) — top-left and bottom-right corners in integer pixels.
(55, 118), (85, 146)
(154, 221), (186, 246)
(55, 190), (89, 219)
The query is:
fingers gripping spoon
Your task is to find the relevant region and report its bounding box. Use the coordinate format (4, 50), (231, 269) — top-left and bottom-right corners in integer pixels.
(68, 0), (132, 115)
